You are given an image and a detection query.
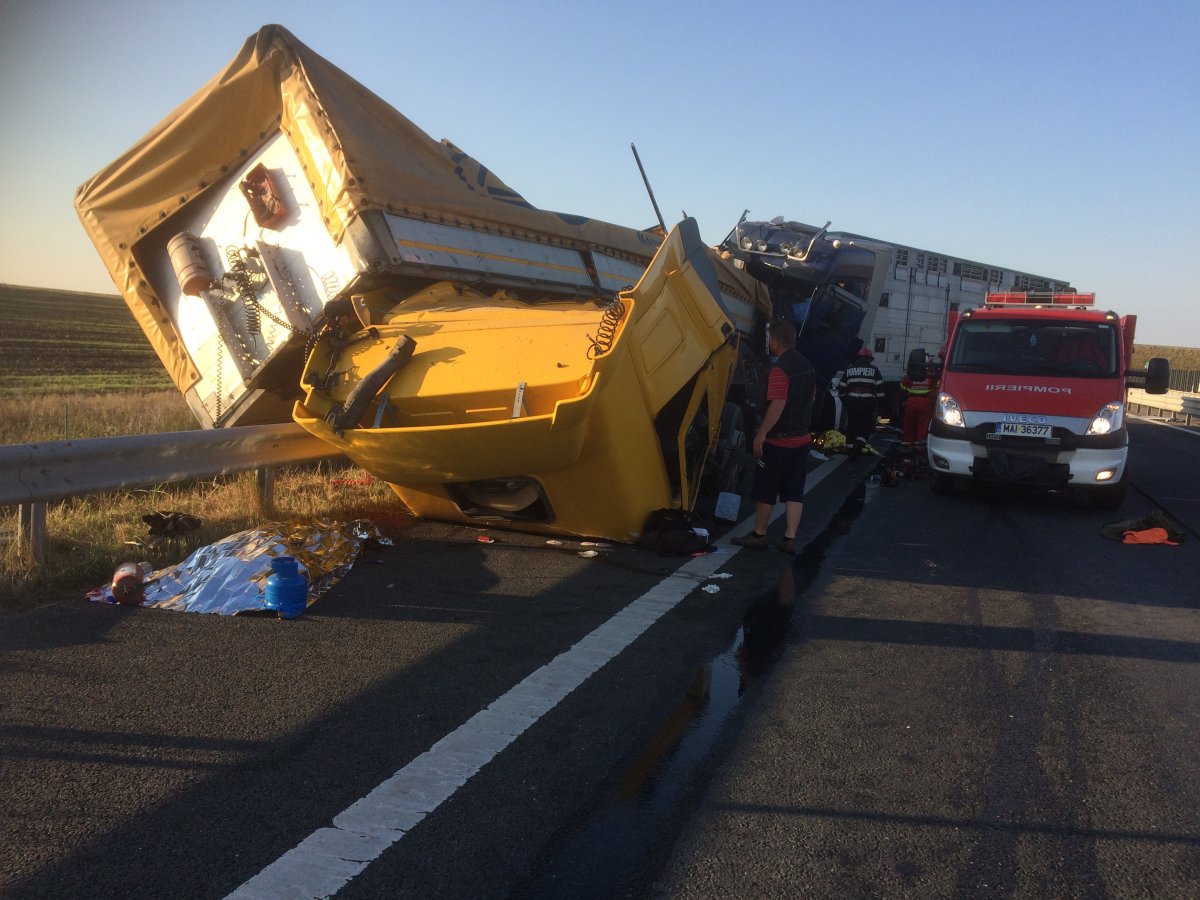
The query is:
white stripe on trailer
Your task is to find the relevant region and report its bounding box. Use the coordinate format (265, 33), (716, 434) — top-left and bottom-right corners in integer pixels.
(385, 215), (598, 290)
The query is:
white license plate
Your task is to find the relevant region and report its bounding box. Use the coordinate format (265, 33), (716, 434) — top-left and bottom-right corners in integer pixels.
(997, 422), (1051, 438)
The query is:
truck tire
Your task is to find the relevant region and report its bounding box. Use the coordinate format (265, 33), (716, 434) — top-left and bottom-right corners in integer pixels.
(1088, 471), (1128, 511)
(931, 472), (956, 496)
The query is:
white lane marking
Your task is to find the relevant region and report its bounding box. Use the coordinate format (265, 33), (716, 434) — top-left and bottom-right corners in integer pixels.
(1129, 413), (1200, 439)
(227, 458), (846, 899)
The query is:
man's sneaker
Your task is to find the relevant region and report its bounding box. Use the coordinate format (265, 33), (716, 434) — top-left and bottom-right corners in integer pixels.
(775, 536), (795, 553)
(731, 531), (768, 548)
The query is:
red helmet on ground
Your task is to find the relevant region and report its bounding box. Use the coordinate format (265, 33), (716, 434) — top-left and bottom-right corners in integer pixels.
(857, 347), (874, 360)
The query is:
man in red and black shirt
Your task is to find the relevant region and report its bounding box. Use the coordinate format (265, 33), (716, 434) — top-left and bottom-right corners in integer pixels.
(732, 319), (815, 553)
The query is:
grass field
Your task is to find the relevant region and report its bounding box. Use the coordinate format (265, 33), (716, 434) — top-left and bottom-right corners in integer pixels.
(0, 284), (174, 397)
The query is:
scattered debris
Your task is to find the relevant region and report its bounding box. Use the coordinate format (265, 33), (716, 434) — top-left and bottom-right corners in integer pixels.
(638, 508), (712, 555)
(141, 510), (202, 536)
(714, 491), (741, 522)
(814, 430), (846, 455)
(1101, 509), (1186, 544)
(110, 561), (153, 605)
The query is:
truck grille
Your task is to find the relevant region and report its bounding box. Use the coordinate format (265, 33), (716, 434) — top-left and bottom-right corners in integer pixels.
(986, 443), (1062, 464)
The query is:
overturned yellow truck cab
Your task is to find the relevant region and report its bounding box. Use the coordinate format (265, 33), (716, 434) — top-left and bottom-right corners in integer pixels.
(295, 219), (738, 542)
(73, 24), (767, 542)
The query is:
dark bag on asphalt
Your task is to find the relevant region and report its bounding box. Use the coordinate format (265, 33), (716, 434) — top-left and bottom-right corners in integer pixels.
(638, 508), (710, 555)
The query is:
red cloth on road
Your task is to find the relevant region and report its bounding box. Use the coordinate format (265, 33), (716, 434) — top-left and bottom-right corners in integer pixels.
(1122, 527), (1180, 546)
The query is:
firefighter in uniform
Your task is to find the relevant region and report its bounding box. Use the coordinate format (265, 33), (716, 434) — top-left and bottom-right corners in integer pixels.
(900, 356), (938, 451)
(837, 347), (884, 459)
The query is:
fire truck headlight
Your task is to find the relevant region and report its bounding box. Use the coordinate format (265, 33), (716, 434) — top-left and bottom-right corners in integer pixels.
(935, 392), (963, 428)
(1087, 401), (1124, 435)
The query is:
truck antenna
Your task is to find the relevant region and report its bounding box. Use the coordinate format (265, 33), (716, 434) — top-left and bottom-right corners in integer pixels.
(630, 143), (667, 233)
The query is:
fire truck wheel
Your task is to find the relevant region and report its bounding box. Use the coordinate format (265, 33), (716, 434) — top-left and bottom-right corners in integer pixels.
(930, 472), (956, 496)
(1087, 472), (1128, 511)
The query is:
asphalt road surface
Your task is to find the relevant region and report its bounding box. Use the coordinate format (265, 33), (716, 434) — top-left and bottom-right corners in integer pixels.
(2, 417), (1197, 898)
(655, 417), (1200, 897)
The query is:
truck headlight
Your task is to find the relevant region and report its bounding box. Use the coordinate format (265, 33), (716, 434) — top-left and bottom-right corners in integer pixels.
(1087, 401), (1124, 435)
(935, 392), (963, 428)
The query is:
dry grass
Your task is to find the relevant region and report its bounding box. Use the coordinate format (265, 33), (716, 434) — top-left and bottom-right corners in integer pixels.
(0, 389), (197, 443)
(0, 391), (413, 612)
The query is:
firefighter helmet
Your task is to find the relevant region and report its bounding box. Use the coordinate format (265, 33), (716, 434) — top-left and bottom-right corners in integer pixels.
(857, 347), (874, 360)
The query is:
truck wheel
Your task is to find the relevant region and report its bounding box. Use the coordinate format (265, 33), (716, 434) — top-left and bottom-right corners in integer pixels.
(931, 472), (956, 496)
(1088, 472), (1128, 511)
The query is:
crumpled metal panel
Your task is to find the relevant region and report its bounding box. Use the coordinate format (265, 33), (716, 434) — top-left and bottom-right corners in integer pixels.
(89, 520), (389, 615)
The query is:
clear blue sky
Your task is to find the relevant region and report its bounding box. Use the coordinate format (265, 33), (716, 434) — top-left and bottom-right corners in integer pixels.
(2, 0), (1197, 346)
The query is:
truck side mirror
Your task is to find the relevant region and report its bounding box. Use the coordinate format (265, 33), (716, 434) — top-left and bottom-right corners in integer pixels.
(1142, 357), (1170, 394)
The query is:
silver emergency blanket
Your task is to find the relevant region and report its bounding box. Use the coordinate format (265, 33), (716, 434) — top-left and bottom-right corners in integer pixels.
(88, 520), (388, 615)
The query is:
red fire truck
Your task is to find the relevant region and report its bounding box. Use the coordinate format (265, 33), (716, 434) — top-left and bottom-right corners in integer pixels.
(927, 292), (1170, 508)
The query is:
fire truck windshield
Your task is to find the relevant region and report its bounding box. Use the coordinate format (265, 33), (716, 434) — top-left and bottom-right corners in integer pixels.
(948, 320), (1118, 378)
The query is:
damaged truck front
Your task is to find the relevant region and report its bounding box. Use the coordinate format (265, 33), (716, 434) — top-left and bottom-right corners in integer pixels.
(74, 25), (767, 542)
(719, 215), (888, 432)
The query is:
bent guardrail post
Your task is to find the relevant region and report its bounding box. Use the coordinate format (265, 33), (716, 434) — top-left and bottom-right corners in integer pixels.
(1, 424), (342, 565)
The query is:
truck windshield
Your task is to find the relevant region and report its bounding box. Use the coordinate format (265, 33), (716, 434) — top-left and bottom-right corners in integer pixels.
(948, 320), (1118, 377)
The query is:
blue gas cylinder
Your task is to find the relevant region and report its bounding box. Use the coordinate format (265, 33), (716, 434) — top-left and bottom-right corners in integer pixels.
(265, 556), (308, 619)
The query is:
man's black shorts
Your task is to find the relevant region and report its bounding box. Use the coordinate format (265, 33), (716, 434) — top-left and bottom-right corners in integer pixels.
(750, 442), (811, 504)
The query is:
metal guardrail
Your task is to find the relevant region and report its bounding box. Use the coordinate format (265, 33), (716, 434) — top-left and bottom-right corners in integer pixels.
(1127, 389), (1200, 425)
(1, 424), (343, 563)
